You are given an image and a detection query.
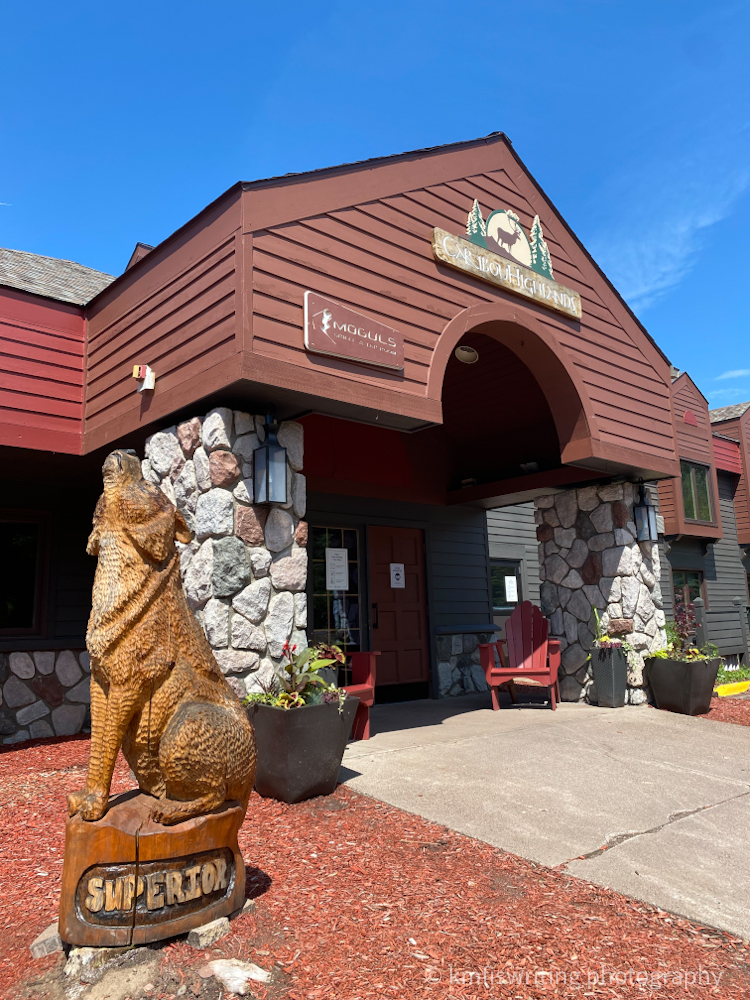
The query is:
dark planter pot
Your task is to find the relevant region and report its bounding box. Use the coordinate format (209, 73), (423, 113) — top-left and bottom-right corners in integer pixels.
(645, 657), (720, 716)
(246, 696), (359, 804)
(590, 647), (628, 708)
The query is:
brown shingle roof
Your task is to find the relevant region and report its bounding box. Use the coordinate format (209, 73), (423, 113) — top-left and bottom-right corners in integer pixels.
(0, 247), (114, 306)
(709, 402), (750, 424)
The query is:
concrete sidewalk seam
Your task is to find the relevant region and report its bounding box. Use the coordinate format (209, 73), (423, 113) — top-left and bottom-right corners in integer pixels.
(557, 789), (750, 869)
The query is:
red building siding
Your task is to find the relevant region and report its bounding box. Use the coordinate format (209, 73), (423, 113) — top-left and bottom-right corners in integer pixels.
(0, 287), (85, 454)
(657, 374), (721, 538)
(712, 435), (742, 475)
(710, 413), (750, 544)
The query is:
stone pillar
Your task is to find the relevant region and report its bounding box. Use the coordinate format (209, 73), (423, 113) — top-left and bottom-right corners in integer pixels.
(144, 408), (307, 700)
(535, 482), (665, 704)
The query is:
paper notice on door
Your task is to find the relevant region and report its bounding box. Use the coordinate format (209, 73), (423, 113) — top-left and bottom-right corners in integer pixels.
(390, 563), (405, 588)
(325, 548), (349, 591)
(505, 576), (518, 602)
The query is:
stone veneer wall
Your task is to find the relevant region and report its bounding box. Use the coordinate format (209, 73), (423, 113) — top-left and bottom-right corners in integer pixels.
(535, 482), (666, 704)
(1, 650), (91, 745)
(144, 408), (308, 700)
(1, 407), (308, 746)
(436, 633), (495, 696)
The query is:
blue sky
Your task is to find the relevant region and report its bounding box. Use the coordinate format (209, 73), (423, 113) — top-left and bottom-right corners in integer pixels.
(1, 0), (748, 406)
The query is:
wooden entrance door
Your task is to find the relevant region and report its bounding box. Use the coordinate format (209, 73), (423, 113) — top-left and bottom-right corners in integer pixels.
(368, 526), (429, 685)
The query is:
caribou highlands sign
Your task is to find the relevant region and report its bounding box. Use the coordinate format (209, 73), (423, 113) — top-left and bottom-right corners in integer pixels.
(304, 292), (404, 370)
(433, 229), (582, 320)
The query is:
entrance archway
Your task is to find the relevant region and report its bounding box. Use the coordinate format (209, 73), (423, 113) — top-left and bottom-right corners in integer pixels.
(428, 302), (599, 472)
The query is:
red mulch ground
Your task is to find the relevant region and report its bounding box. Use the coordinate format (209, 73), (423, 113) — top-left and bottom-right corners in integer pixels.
(701, 694), (750, 727)
(2, 737), (750, 999)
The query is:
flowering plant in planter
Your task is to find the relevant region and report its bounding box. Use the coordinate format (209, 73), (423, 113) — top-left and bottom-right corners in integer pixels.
(243, 642), (347, 710)
(650, 605), (718, 661)
(586, 608), (631, 708)
(242, 641), (359, 804)
(646, 603), (721, 716)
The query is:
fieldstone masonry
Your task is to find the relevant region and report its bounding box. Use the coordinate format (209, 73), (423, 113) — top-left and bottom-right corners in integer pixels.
(436, 632), (495, 697)
(1, 650), (90, 745)
(2, 408), (308, 745)
(145, 408), (308, 701)
(536, 482), (666, 704)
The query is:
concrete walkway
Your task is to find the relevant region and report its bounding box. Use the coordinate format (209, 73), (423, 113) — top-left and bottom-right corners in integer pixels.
(341, 694), (750, 938)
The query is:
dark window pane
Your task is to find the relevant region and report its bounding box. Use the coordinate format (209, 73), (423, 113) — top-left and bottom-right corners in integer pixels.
(342, 529), (358, 555)
(311, 527), (327, 560)
(680, 461), (696, 520)
(0, 522), (39, 629)
(312, 560), (327, 592)
(694, 466), (712, 521)
(490, 560), (521, 611)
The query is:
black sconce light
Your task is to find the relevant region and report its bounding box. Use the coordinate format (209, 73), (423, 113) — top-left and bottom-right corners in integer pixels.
(253, 414), (287, 504)
(634, 479), (658, 542)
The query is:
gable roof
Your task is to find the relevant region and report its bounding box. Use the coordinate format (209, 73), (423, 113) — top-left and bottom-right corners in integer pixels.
(0, 247), (114, 306)
(709, 402), (750, 424)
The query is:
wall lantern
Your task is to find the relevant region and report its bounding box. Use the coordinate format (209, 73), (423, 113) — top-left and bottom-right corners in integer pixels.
(253, 415), (287, 504)
(634, 480), (659, 542)
(455, 345), (479, 364)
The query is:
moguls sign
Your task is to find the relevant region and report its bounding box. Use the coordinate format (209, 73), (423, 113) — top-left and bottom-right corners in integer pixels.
(304, 291), (404, 370)
(432, 200), (582, 320)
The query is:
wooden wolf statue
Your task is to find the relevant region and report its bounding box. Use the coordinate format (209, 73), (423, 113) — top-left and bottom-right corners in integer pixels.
(67, 449), (256, 825)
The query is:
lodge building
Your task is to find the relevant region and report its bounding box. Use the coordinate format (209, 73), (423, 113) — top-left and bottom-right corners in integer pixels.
(1, 133), (748, 744)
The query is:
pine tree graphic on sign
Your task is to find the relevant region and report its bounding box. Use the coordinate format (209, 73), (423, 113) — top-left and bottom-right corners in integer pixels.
(465, 199), (488, 248)
(530, 215), (554, 279)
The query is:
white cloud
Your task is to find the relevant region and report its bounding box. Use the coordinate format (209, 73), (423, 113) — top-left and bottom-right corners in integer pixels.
(716, 369), (750, 380)
(589, 132), (750, 314)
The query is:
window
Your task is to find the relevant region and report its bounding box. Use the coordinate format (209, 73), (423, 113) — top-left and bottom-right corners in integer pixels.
(680, 461), (712, 522)
(672, 570), (704, 611)
(491, 559), (522, 612)
(0, 516), (45, 634)
(310, 526), (361, 684)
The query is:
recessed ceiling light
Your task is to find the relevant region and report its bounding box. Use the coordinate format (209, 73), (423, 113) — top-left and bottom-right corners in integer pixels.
(455, 345), (479, 364)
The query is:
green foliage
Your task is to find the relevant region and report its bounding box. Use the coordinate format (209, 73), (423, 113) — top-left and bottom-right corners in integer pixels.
(650, 606), (718, 662)
(715, 663), (750, 685)
(242, 641), (348, 711)
(529, 215), (554, 279)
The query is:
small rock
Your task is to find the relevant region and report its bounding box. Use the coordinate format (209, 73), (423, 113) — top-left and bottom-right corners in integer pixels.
(295, 520), (308, 546)
(294, 592), (307, 629)
(55, 650), (82, 687)
(187, 916), (231, 949)
(30, 921), (63, 959)
(209, 449), (240, 487)
(269, 546), (308, 592)
(233, 432), (260, 462)
(234, 411), (255, 436)
(3, 675), (35, 708)
(177, 417), (202, 456)
(203, 598), (230, 647)
(30, 719), (54, 739)
(278, 421), (303, 470)
(184, 539), (214, 609)
(195, 489), (234, 539)
(9, 652), (35, 679)
(33, 651), (56, 675)
(147, 428), (183, 477)
(52, 703), (86, 736)
(202, 408), (233, 451)
(3, 730), (29, 744)
(264, 591), (294, 658)
(264, 508), (295, 552)
(66, 678), (91, 704)
(213, 536), (251, 597)
(193, 446), (212, 492)
(291, 473), (306, 518)
(235, 505), (267, 546)
(241, 898), (256, 915)
(16, 700), (50, 726)
(231, 614), (267, 653)
(233, 577), (272, 623)
(198, 958), (270, 993)
(249, 547), (272, 577)
(214, 650), (260, 676)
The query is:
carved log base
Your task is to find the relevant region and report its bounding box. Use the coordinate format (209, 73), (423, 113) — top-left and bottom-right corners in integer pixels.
(59, 791), (246, 947)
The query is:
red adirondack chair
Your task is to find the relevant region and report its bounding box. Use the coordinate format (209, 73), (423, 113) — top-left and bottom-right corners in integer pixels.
(479, 602), (561, 711)
(344, 651), (379, 740)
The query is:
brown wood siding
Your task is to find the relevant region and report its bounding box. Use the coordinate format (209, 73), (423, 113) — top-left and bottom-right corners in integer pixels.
(82, 191), (242, 452)
(247, 146), (676, 475)
(0, 287), (85, 454)
(712, 435), (742, 474)
(712, 414), (750, 544)
(657, 374), (722, 539)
